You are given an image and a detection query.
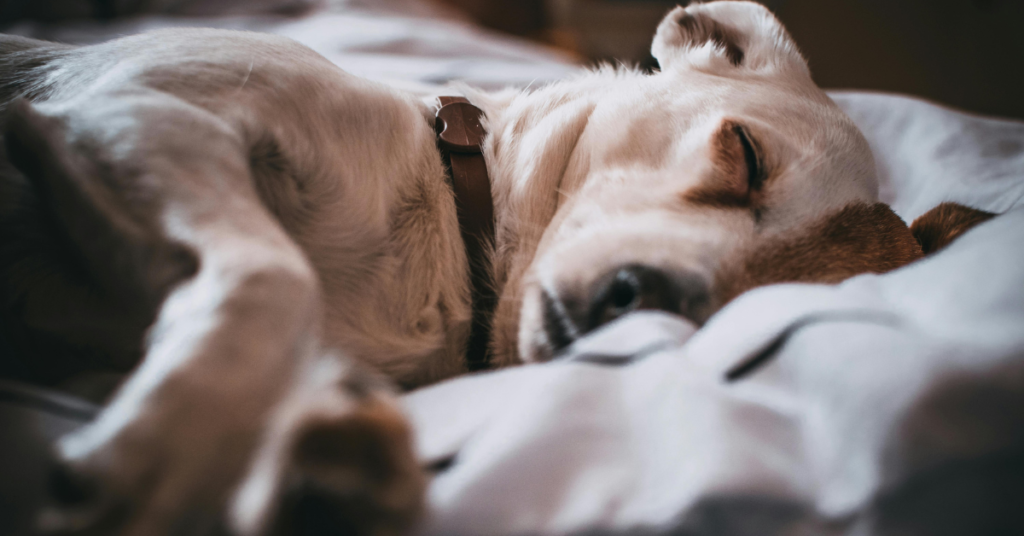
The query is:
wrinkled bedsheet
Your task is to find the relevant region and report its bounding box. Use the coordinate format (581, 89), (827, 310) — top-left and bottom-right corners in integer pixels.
(4, 2), (1023, 534)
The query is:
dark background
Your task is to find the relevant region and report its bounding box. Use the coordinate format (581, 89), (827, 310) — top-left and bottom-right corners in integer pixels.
(440, 0), (1024, 120)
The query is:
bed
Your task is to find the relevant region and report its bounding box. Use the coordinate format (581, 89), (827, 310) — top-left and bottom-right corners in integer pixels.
(2, 1), (1022, 534)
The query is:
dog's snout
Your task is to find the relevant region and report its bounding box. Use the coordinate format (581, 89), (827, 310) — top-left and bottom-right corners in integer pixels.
(588, 265), (711, 329)
(590, 266), (666, 327)
(542, 265), (710, 356)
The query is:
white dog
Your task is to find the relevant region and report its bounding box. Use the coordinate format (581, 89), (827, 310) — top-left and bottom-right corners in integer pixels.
(0, 2), (984, 534)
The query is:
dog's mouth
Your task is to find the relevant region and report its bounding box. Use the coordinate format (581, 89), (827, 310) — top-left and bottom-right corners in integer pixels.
(538, 264), (712, 359)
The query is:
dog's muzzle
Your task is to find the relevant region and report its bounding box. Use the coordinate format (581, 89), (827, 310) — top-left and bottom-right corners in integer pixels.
(542, 264), (711, 355)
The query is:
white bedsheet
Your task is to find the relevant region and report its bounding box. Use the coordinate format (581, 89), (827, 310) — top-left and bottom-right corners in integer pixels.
(404, 97), (1024, 535)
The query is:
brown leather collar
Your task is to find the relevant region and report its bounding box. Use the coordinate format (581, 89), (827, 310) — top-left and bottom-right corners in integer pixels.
(435, 96), (496, 371)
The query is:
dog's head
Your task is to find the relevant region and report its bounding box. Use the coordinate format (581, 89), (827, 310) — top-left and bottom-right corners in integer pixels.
(483, 1), (923, 363)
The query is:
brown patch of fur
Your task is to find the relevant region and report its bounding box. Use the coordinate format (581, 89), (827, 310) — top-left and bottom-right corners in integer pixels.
(682, 120), (764, 209)
(275, 396), (425, 536)
(910, 202), (996, 254)
(677, 13), (744, 66)
(717, 203), (924, 305)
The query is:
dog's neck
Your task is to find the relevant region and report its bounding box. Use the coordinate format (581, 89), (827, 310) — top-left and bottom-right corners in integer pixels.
(458, 83), (600, 366)
(433, 81), (607, 366)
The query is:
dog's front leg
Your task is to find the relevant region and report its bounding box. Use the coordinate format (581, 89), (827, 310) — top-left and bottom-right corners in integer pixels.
(4, 96), (422, 535)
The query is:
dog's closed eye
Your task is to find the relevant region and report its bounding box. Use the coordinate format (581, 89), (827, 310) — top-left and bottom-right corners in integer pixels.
(682, 119), (766, 211)
(735, 124), (764, 192)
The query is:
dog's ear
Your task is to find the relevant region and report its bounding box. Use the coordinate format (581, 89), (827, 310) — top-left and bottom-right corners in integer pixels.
(766, 202), (925, 283)
(910, 202), (997, 254)
(651, 1), (807, 74)
(719, 203), (924, 304)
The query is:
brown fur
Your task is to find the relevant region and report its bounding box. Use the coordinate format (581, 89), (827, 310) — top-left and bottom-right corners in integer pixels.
(910, 202), (996, 254)
(276, 397), (424, 535)
(681, 120), (766, 210)
(718, 203), (924, 304)
(677, 13), (745, 66)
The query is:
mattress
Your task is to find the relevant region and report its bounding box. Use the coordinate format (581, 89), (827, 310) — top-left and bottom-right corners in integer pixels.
(2, 1), (1023, 534)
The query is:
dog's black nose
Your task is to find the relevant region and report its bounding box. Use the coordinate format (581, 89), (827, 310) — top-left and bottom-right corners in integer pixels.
(542, 264), (710, 355)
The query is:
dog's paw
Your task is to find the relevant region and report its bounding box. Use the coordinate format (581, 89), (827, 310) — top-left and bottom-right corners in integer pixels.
(231, 358), (425, 536)
(271, 397), (424, 536)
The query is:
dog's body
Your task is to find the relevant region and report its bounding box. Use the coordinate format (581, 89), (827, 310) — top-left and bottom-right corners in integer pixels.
(1, 29), (472, 388)
(0, 2), (986, 534)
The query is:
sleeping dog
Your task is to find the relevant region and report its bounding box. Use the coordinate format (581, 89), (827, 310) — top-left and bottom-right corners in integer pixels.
(0, 1), (992, 534)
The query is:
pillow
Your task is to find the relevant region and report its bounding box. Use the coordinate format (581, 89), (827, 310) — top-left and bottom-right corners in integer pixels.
(830, 91), (1024, 221)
